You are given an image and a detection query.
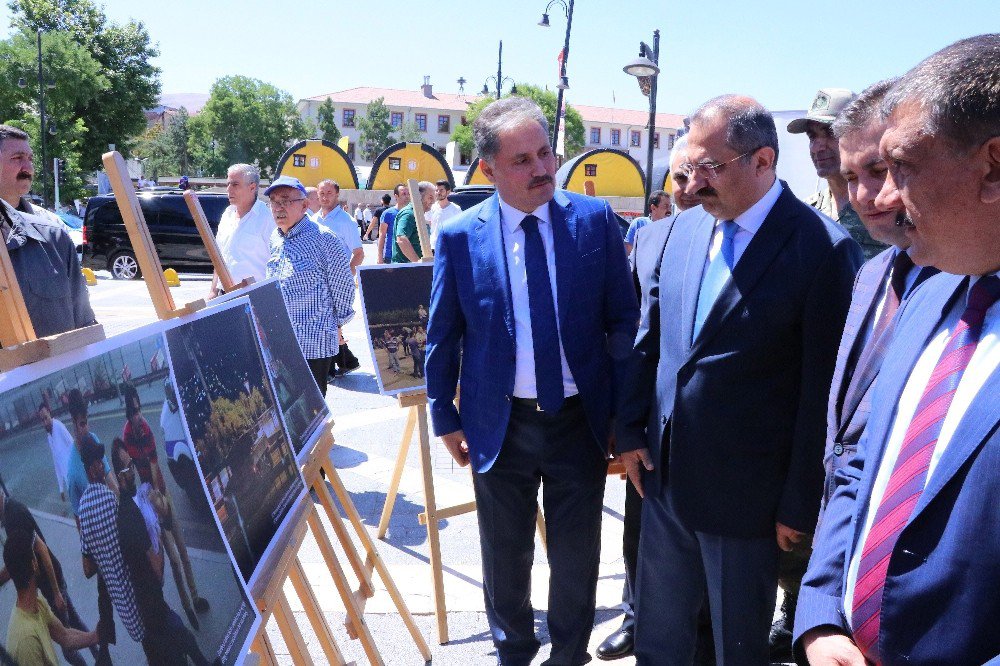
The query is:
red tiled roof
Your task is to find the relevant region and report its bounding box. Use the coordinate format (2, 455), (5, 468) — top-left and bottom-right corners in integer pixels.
(303, 87), (482, 112)
(572, 104), (684, 130)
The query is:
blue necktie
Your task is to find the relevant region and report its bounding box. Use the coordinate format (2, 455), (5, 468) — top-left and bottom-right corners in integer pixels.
(520, 215), (564, 413)
(693, 220), (737, 340)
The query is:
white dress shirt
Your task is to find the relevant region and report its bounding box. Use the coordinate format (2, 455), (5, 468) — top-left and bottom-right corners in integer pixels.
(701, 178), (782, 273)
(313, 206), (363, 253)
(859, 248), (924, 350)
(845, 274), (1000, 627)
(429, 201), (462, 247)
(499, 196), (578, 399)
(46, 418), (74, 495)
(215, 199), (275, 283)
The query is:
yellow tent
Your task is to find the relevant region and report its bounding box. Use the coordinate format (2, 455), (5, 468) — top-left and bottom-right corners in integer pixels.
(275, 139), (359, 189)
(367, 142), (454, 191)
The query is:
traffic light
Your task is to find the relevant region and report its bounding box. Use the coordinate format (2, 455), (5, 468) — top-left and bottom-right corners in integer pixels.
(56, 158), (67, 183)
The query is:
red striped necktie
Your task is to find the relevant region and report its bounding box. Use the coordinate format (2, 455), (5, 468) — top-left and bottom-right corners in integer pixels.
(851, 275), (1000, 662)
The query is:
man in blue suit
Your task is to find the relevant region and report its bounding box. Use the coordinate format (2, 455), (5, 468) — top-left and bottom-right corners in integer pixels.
(795, 34), (1000, 666)
(616, 95), (862, 664)
(425, 96), (638, 665)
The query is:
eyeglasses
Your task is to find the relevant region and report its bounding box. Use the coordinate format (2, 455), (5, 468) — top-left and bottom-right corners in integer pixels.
(268, 197), (305, 209)
(678, 148), (760, 180)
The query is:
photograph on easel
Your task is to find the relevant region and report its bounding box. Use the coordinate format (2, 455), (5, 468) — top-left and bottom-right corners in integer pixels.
(245, 280), (330, 460)
(0, 327), (260, 666)
(164, 298), (306, 588)
(357, 263), (434, 395)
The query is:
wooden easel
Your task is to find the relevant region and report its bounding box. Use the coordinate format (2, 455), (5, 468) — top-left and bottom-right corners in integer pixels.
(102, 158), (431, 664)
(183, 190), (255, 294)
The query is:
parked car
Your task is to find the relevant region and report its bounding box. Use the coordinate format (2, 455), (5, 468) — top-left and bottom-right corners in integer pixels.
(54, 210), (84, 254)
(82, 191), (230, 279)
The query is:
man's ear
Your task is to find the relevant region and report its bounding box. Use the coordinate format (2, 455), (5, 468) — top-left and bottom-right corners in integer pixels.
(980, 136), (1000, 205)
(755, 146), (777, 174)
(479, 159), (497, 184)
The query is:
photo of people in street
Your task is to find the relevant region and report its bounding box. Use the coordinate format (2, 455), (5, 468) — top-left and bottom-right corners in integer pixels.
(357, 264), (434, 395)
(0, 331), (260, 666)
(246, 281), (330, 460)
(165, 300), (306, 587)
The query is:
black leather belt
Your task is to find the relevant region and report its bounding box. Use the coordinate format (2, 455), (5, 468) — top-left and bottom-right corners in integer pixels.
(511, 393), (582, 412)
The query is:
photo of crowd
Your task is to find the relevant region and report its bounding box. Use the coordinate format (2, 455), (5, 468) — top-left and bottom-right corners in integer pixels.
(0, 332), (259, 666)
(357, 264), (434, 395)
(165, 300), (306, 587)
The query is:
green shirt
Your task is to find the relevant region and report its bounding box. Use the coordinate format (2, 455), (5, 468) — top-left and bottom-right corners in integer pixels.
(7, 594), (59, 666)
(391, 203), (422, 263)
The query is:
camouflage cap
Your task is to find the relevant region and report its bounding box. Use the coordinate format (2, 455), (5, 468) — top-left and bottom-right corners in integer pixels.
(787, 88), (856, 133)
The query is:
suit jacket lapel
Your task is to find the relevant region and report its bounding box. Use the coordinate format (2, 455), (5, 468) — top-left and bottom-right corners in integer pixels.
(679, 210), (715, 350)
(549, 191), (576, 331)
(477, 194), (515, 342)
(689, 185), (797, 358)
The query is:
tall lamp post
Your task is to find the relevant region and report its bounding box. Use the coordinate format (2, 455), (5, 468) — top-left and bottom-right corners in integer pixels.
(17, 28), (55, 207)
(482, 41), (517, 99)
(538, 0), (575, 154)
(623, 29), (660, 215)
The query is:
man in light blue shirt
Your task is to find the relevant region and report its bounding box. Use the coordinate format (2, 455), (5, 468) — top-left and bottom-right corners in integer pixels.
(624, 190), (671, 255)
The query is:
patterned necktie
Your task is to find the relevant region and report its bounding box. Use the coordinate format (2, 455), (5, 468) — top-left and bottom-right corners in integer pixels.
(851, 275), (1000, 662)
(693, 220), (737, 340)
(520, 215), (564, 413)
(872, 251), (915, 343)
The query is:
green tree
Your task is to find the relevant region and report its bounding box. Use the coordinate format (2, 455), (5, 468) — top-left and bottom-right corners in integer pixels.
(451, 83), (585, 160)
(396, 121), (423, 143)
(130, 125), (175, 181)
(188, 75), (306, 179)
(9, 0), (161, 168)
(166, 107), (192, 175)
(356, 97), (394, 162)
(316, 97), (341, 143)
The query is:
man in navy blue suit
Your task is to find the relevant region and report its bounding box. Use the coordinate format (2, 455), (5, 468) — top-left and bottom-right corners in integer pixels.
(616, 95), (862, 664)
(425, 96), (638, 665)
(795, 34), (1000, 666)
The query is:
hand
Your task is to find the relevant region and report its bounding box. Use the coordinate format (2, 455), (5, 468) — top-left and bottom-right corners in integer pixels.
(776, 522), (806, 552)
(441, 430), (470, 467)
(54, 590), (66, 616)
(619, 448), (654, 498)
(802, 627), (867, 665)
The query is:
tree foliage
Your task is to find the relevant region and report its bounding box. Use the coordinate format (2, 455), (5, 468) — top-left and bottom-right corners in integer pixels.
(356, 97), (394, 162)
(8, 0), (161, 168)
(316, 97), (341, 143)
(188, 75), (306, 179)
(396, 121), (423, 143)
(451, 83), (585, 160)
(130, 108), (192, 180)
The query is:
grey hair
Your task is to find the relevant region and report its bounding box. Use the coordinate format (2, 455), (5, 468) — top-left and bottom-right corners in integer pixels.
(0, 124), (29, 149)
(227, 163), (260, 187)
(417, 180), (435, 195)
(881, 33), (1000, 153)
(473, 96), (549, 164)
(668, 134), (688, 167)
(690, 94), (779, 167)
(832, 78), (900, 139)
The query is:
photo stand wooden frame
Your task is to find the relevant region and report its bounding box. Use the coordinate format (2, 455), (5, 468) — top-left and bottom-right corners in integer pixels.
(99, 160), (431, 664)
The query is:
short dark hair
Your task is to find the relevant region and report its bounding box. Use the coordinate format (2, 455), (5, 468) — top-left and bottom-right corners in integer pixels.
(67, 389), (87, 423)
(122, 384), (141, 419)
(648, 190), (669, 207)
(3, 528), (35, 591)
(0, 125), (29, 151)
(80, 433), (105, 469)
(435, 180), (451, 190)
(318, 179), (340, 192)
(381, 193), (391, 205)
(111, 437), (128, 474)
(37, 402), (49, 416)
(882, 33), (1000, 153)
(690, 95), (780, 167)
(393, 183), (407, 196)
(832, 78), (899, 139)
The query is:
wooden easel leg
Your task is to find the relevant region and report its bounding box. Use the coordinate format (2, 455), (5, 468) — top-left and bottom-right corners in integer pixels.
(275, 589), (314, 665)
(311, 479), (374, 598)
(536, 505), (548, 551)
(252, 633), (278, 666)
(377, 406), (417, 539)
(415, 403), (449, 644)
(321, 460), (433, 661)
(289, 557), (349, 666)
(306, 506), (386, 666)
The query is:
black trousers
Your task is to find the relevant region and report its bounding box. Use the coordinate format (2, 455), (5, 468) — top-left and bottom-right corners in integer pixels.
(307, 356), (334, 396)
(472, 397), (608, 666)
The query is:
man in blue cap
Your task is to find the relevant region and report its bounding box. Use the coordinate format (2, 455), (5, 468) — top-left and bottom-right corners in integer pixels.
(264, 175), (355, 395)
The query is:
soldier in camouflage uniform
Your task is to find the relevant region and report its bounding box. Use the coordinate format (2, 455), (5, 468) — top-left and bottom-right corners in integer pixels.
(789, 89), (885, 261)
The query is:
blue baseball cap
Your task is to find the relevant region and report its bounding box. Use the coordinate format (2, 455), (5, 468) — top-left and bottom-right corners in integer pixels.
(264, 175), (307, 197)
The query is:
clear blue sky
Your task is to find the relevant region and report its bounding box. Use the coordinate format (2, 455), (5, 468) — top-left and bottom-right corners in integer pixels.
(2, 0), (999, 115)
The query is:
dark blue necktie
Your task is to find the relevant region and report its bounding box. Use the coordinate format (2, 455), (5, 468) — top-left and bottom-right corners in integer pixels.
(520, 215), (564, 413)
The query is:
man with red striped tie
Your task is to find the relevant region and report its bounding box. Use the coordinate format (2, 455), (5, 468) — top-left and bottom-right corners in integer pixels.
(794, 34), (1000, 666)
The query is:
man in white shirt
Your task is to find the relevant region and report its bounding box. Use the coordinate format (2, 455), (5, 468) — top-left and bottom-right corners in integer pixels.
(211, 163), (275, 297)
(427, 180), (461, 248)
(38, 403), (73, 503)
(305, 186), (319, 217)
(314, 179), (363, 273)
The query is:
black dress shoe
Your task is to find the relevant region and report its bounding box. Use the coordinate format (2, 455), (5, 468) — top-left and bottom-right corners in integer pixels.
(596, 627), (634, 660)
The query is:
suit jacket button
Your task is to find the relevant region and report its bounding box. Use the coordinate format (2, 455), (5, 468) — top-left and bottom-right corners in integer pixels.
(506, 395), (512, 402)
(833, 443), (844, 455)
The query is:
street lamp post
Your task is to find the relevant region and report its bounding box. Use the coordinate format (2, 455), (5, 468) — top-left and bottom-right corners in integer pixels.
(623, 29), (660, 215)
(538, 0), (575, 154)
(481, 41), (517, 99)
(18, 29), (54, 206)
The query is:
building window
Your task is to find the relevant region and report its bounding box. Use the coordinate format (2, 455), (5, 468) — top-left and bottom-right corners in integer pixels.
(391, 112), (403, 128)
(630, 130), (641, 147)
(590, 127), (601, 144)
(292, 154), (306, 167)
(460, 116), (468, 126)
(388, 157), (401, 170)
(667, 134), (675, 150)
(610, 129), (621, 146)
(584, 164), (598, 177)
(415, 113), (427, 131)
(438, 115), (451, 133)
(343, 109), (356, 127)
(347, 143), (355, 160)
(460, 151), (471, 166)
(654, 133), (660, 149)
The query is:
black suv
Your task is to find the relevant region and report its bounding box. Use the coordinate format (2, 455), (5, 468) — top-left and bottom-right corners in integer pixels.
(82, 192), (230, 279)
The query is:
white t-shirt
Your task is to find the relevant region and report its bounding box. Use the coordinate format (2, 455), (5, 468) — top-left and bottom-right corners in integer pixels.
(429, 201), (462, 246)
(160, 401), (187, 443)
(46, 418), (74, 495)
(313, 207), (362, 252)
(215, 199), (275, 283)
